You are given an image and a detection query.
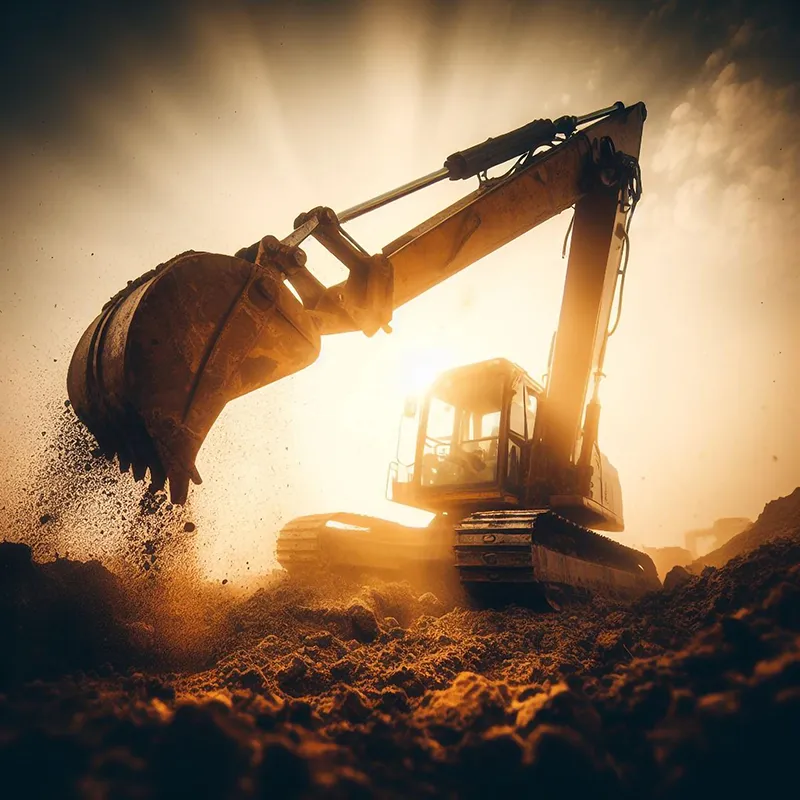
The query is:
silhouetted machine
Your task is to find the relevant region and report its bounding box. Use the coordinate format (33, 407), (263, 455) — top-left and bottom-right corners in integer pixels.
(68, 100), (660, 597)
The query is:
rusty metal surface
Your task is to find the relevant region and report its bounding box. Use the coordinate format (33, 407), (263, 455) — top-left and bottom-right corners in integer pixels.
(68, 252), (321, 503)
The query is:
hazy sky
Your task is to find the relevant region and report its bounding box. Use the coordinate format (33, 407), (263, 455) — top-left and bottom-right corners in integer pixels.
(1, 0), (798, 577)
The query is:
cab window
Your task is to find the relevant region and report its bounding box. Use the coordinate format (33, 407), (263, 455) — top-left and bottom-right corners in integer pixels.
(509, 382), (525, 438)
(420, 375), (503, 488)
(524, 386), (538, 440)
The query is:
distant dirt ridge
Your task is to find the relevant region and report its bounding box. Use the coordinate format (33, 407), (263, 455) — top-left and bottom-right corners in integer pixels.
(693, 487), (800, 570)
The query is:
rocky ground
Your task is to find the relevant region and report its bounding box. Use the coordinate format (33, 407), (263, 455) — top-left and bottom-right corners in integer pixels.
(2, 489), (800, 798)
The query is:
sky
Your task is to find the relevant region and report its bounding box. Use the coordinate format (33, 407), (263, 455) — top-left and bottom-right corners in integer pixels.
(0, 0), (798, 579)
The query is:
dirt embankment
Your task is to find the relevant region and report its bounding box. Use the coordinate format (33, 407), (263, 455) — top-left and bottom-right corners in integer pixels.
(646, 488), (800, 582)
(2, 522), (799, 798)
(692, 487), (800, 569)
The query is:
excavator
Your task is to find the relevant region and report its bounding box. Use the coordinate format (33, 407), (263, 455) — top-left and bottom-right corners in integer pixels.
(67, 100), (660, 599)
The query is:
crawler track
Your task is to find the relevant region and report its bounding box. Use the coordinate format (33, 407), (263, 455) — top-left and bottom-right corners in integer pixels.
(276, 512), (453, 577)
(455, 509), (660, 598)
(277, 509), (660, 600)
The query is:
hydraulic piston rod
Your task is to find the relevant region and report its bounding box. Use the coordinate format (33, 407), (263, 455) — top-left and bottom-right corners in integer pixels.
(337, 101), (624, 223)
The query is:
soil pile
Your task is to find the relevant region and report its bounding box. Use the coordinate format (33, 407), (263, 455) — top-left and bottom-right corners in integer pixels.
(693, 487), (800, 569)
(0, 541), (246, 691)
(643, 546), (693, 580)
(0, 542), (137, 689)
(1, 530), (799, 798)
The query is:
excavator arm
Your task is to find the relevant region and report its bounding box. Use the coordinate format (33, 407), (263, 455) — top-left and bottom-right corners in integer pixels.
(68, 101), (645, 504)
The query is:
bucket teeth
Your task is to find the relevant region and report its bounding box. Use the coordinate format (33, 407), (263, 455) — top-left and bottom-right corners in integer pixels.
(131, 462), (147, 482)
(149, 461), (167, 495)
(94, 430), (193, 503)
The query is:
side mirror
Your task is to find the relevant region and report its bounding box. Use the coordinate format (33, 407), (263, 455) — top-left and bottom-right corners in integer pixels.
(403, 396), (418, 418)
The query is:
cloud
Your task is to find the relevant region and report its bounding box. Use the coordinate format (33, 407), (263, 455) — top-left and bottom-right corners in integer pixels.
(730, 20), (755, 50)
(651, 36), (799, 238)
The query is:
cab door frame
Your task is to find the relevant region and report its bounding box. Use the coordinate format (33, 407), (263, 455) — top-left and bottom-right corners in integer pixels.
(502, 374), (541, 497)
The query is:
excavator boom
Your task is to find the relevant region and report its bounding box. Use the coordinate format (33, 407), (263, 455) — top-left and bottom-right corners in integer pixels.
(68, 101), (645, 509)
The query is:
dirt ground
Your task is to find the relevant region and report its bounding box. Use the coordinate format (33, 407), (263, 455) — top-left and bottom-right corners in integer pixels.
(2, 483), (800, 799)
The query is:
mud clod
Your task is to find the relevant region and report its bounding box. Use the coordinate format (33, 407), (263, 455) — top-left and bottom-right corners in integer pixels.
(346, 602), (380, 643)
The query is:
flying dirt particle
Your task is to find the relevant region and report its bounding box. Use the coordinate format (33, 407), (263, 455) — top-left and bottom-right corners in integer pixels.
(125, 621), (155, 650)
(184, 522), (196, 533)
(222, 579), (228, 585)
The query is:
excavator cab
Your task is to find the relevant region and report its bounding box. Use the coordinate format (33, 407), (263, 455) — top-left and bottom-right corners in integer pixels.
(389, 357), (625, 533)
(389, 359), (541, 513)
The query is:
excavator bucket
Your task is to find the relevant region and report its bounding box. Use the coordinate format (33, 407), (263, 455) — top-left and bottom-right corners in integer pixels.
(67, 251), (321, 503)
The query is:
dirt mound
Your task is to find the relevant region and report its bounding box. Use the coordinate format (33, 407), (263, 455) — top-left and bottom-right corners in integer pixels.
(0, 540), (249, 690)
(644, 546), (693, 580)
(694, 487), (800, 569)
(1, 533), (799, 798)
(0, 541), (139, 688)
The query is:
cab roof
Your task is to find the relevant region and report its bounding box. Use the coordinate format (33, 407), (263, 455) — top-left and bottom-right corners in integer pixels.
(430, 357), (545, 394)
